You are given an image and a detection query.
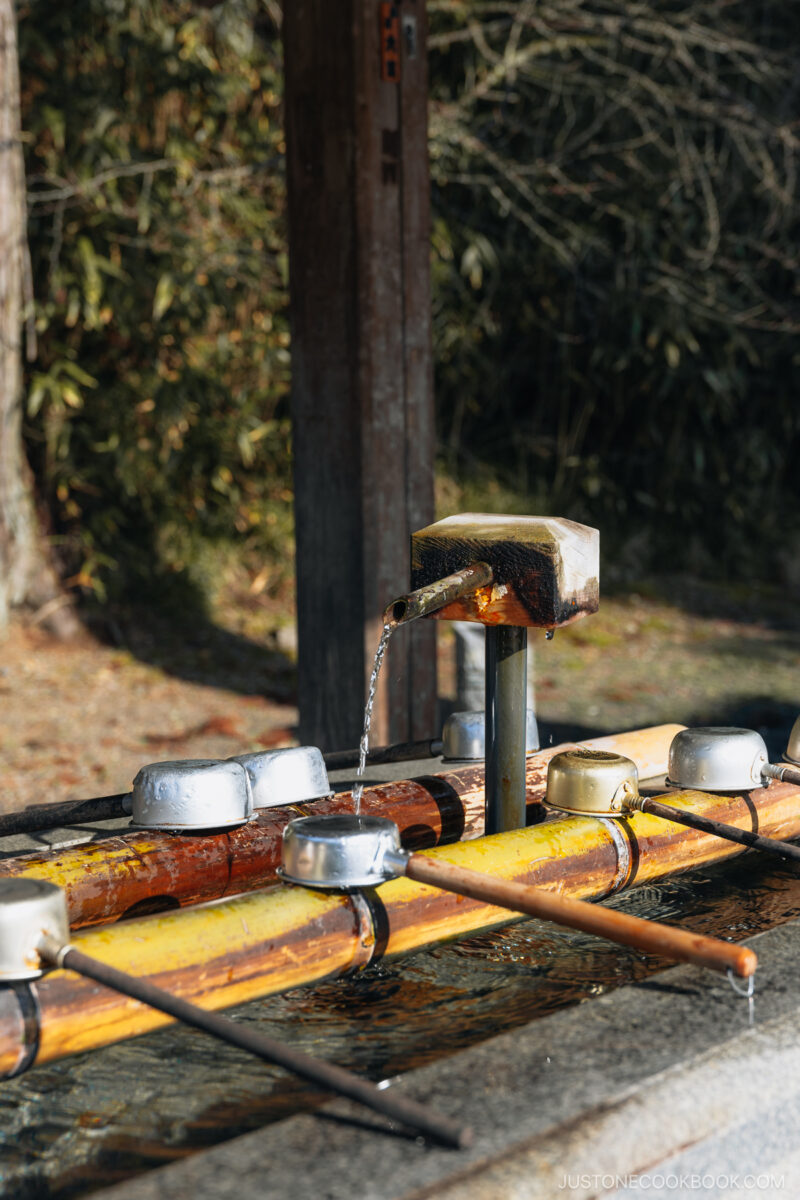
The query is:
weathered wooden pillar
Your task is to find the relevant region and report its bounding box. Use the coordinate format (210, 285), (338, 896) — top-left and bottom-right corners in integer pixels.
(283, 1), (436, 750)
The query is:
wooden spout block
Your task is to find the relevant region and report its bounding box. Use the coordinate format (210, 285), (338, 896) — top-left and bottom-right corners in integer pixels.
(410, 514), (599, 628)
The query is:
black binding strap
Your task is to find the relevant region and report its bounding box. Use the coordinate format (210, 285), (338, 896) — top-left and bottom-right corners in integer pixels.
(2, 981), (41, 1078)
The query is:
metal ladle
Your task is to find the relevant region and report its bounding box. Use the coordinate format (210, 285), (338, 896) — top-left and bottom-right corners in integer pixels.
(279, 815), (756, 978)
(785, 716), (800, 768)
(545, 747), (800, 865)
(0, 746), (332, 840)
(0, 878), (469, 1148)
(667, 726), (800, 792)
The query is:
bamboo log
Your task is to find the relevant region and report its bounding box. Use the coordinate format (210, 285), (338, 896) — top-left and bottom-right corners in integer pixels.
(0, 777), (796, 1076)
(0, 726), (682, 930)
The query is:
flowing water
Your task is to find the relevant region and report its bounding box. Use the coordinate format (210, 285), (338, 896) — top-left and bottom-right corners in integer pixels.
(4, 850), (800, 1198)
(352, 623), (393, 815)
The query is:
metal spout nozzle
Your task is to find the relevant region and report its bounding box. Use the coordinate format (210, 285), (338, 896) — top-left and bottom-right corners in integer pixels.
(384, 561), (493, 628)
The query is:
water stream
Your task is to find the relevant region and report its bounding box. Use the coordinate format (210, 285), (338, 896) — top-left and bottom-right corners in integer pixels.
(352, 623), (393, 815)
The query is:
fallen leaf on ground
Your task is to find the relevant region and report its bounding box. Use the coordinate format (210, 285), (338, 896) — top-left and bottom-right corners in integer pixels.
(144, 714), (244, 744)
(255, 728), (294, 748)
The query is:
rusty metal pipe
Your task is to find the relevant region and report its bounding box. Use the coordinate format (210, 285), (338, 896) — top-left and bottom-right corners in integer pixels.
(0, 726), (683, 930)
(0, 775), (793, 1076)
(383, 562), (493, 628)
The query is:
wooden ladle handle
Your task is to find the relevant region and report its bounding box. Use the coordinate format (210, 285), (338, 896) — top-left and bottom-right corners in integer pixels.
(404, 853), (757, 979)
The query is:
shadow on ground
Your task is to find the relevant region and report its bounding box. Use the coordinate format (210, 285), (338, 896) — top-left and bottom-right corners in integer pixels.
(84, 600), (296, 704)
(539, 699), (796, 763)
(613, 573), (800, 633)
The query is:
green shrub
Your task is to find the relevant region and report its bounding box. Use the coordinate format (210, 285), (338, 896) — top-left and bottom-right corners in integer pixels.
(18, 0), (800, 605)
(427, 1), (800, 575)
(20, 0), (291, 607)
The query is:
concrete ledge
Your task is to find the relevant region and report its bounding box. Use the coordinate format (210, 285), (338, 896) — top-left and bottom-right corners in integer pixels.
(96, 918), (800, 1200)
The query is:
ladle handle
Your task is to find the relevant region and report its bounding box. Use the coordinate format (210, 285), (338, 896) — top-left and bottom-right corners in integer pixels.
(639, 796), (800, 865)
(765, 763), (800, 789)
(40, 941), (471, 1150)
(403, 854), (757, 979)
(0, 793), (130, 838)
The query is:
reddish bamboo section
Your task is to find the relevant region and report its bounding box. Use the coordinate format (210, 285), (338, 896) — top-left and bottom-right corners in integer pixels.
(0, 726), (682, 929)
(0, 777), (795, 1075)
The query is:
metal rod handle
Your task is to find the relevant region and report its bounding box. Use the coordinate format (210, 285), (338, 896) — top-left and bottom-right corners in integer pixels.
(0, 794), (130, 839)
(764, 763), (800, 788)
(323, 738), (442, 772)
(637, 795), (800, 865)
(37, 939), (471, 1149)
(403, 853), (757, 979)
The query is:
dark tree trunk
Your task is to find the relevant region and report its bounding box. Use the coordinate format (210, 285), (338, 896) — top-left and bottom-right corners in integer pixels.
(0, 0), (78, 637)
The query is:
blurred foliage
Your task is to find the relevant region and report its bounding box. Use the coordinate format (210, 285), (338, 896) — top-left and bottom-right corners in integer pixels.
(19, 0), (292, 609)
(16, 0), (800, 611)
(427, 0), (800, 576)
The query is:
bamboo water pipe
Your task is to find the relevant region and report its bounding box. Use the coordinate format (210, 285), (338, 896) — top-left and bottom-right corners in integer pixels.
(0, 725), (682, 930)
(0, 777), (796, 1077)
(279, 814), (755, 977)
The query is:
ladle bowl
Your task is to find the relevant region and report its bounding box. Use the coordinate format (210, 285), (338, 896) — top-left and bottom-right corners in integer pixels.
(546, 750), (638, 816)
(667, 727), (769, 792)
(131, 759), (252, 831)
(785, 716), (800, 767)
(441, 710), (539, 761)
(0, 878), (69, 981)
(280, 815), (406, 889)
(230, 746), (331, 809)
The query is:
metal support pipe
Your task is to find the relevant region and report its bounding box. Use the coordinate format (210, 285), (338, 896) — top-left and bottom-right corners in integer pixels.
(485, 625), (528, 833)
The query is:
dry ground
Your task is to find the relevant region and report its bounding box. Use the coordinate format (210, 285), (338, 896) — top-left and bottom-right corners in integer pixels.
(0, 618), (297, 812)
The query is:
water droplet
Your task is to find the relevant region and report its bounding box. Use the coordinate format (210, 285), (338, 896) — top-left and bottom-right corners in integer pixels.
(545, 628), (555, 641)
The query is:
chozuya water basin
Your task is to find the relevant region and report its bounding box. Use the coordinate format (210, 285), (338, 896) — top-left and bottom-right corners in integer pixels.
(0, 845), (794, 1200)
(0, 774), (789, 1080)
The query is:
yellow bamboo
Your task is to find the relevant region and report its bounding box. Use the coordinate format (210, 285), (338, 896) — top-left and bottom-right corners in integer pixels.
(0, 776), (796, 1076)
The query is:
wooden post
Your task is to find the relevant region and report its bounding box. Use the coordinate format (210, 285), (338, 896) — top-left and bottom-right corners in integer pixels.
(283, 0), (436, 751)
